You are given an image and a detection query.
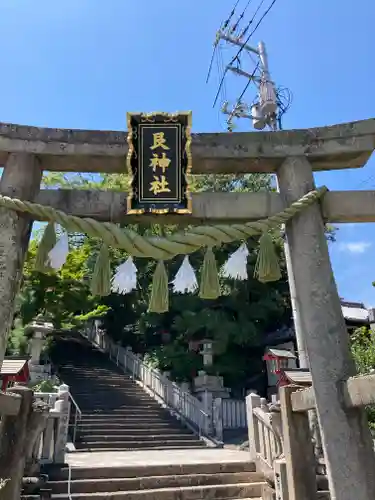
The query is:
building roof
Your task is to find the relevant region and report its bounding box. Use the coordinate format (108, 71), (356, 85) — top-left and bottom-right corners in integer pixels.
(0, 357), (29, 376)
(284, 369), (312, 385)
(267, 348), (296, 359)
(341, 305), (369, 322)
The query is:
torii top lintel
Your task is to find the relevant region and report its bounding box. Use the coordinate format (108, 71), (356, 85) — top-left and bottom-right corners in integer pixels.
(0, 118), (374, 174)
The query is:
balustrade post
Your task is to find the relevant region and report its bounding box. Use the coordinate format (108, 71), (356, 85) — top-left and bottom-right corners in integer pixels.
(280, 385), (317, 500)
(213, 397), (223, 441)
(246, 392), (261, 462)
(40, 416), (55, 462)
(0, 386), (33, 500)
(201, 390), (213, 435)
(53, 384), (71, 464)
(274, 458), (289, 500)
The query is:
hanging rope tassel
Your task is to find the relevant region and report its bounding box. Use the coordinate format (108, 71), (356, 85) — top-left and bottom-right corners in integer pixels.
(199, 247), (220, 299)
(35, 222), (56, 272)
(172, 255), (198, 293)
(148, 260), (169, 313)
(111, 257), (137, 294)
(48, 231), (69, 270)
(90, 244), (111, 296)
(221, 242), (249, 280)
(254, 232), (281, 283)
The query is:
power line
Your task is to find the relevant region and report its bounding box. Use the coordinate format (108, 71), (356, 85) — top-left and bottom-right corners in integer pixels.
(231, 0), (253, 34)
(240, 0), (265, 37)
(225, 62), (260, 125)
(206, 44), (219, 84)
(222, 0), (241, 30)
(229, 0), (278, 67)
(236, 63), (260, 106)
(206, 1), (241, 84)
(212, 67), (229, 108)
(212, 0), (278, 108)
(207, 0), (290, 132)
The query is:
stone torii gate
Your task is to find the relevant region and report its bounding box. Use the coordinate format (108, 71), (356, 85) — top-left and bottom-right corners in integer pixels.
(1, 118), (375, 499)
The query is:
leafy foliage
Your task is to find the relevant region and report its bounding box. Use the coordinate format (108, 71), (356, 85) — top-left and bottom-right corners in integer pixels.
(13, 170), (294, 391)
(19, 239), (104, 329)
(31, 379), (59, 393)
(351, 327), (375, 374)
(6, 319), (29, 356)
(351, 326), (375, 429)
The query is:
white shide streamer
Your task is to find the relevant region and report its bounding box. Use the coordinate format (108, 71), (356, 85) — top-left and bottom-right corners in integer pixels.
(172, 255), (198, 293)
(48, 230), (69, 270)
(221, 242), (249, 280)
(111, 257), (137, 294)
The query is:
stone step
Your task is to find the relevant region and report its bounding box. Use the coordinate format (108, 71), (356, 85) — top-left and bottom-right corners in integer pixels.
(77, 421), (178, 429)
(74, 390), (152, 394)
(72, 396), (158, 400)
(73, 396), (159, 402)
(68, 376), (141, 379)
(78, 433), (198, 443)
(74, 444), (207, 452)
(78, 418), (177, 426)
(75, 439), (205, 450)
(79, 415), (176, 422)
(78, 409), (167, 413)
(48, 472), (264, 494)
(78, 407), (164, 412)
(47, 462), (256, 481)
(23, 497), (263, 500)
(47, 482), (265, 500)
(76, 424), (190, 433)
(77, 408), (168, 414)
(72, 389), (159, 394)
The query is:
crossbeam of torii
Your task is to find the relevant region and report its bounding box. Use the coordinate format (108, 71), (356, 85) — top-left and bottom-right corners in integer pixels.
(1, 118), (375, 500)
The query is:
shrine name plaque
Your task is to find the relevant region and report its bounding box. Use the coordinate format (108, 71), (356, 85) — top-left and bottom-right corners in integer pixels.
(126, 111), (192, 215)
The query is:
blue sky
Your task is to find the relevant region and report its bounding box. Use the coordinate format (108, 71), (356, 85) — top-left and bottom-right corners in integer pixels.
(0, 0), (374, 305)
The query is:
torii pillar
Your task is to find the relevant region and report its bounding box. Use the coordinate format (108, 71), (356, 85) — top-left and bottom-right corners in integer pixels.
(277, 156), (375, 500)
(0, 153), (42, 369)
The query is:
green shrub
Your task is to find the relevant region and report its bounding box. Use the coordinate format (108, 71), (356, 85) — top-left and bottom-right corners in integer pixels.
(6, 319), (29, 356)
(351, 326), (375, 431)
(31, 379), (59, 393)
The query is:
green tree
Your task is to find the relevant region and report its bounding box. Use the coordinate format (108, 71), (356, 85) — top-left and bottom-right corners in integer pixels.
(351, 326), (375, 430)
(27, 171), (293, 390)
(18, 238), (107, 329)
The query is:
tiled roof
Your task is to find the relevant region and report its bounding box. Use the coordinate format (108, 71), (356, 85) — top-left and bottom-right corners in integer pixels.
(341, 306), (369, 322)
(0, 357), (29, 376)
(284, 369), (312, 385)
(268, 348), (296, 359)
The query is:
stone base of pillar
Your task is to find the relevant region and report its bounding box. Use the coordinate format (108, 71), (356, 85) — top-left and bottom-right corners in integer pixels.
(28, 362), (52, 384)
(193, 371), (231, 399)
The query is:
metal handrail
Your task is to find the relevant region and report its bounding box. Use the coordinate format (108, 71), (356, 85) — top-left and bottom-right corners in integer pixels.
(114, 344), (212, 437)
(68, 392), (82, 444)
(82, 328), (212, 438)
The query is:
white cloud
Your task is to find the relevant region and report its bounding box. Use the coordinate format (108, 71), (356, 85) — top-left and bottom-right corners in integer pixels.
(339, 241), (372, 254)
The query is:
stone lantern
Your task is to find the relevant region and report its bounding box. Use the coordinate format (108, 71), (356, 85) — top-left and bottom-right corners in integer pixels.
(24, 317), (54, 383)
(193, 339), (230, 423)
(200, 339), (214, 368)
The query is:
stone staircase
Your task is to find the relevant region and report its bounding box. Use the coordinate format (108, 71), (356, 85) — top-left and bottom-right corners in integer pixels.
(50, 334), (206, 451)
(43, 461), (265, 500)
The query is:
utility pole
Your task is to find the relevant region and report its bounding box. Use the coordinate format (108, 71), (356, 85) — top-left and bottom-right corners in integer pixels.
(207, 0), (321, 458)
(212, 32), (283, 132)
